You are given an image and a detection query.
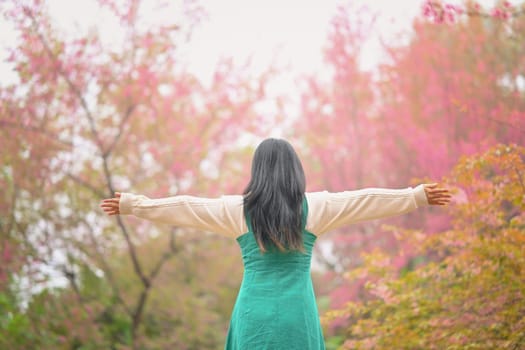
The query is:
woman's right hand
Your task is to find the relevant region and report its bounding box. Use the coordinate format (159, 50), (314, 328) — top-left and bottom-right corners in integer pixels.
(424, 183), (451, 206)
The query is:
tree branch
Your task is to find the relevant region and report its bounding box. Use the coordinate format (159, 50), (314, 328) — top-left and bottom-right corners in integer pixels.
(131, 228), (179, 336)
(61, 265), (84, 303)
(24, 9), (151, 349)
(0, 119), (73, 149)
(513, 166), (525, 194)
(104, 104), (136, 158)
(66, 172), (106, 199)
(25, 8), (104, 154)
(149, 228), (178, 281)
(25, 5), (149, 292)
(79, 217), (133, 317)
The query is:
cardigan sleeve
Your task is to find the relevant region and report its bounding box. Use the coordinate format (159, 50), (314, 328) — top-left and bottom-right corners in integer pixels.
(305, 184), (429, 236)
(118, 193), (246, 239)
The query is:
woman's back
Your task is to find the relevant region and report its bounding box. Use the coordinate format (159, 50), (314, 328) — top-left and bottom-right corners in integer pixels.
(225, 198), (325, 350)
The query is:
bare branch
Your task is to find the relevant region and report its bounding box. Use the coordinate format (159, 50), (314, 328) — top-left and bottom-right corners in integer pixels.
(132, 228), (179, 338)
(61, 265), (84, 303)
(149, 228), (178, 281)
(104, 104), (136, 158)
(66, 172), (106, 199)
(0, 119), (73, 149)
(132, 289), (148, 336)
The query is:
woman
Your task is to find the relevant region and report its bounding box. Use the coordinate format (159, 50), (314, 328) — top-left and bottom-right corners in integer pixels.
(100, 138), (451, 349)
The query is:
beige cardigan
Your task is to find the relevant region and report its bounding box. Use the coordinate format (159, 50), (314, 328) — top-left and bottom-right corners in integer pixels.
(119, 185), (429, 238)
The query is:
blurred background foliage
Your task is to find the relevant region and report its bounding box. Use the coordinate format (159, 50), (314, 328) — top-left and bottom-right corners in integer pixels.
(0, 0), (524, 349)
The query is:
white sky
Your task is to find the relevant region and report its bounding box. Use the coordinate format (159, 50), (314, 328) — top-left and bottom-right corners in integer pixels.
(0, 0), (506, 90)
(184, 0), (424, 80)
(0, 0), (428, 85)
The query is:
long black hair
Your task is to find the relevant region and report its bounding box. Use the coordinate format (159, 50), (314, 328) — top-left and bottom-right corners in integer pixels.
(243, 138), (306, 253)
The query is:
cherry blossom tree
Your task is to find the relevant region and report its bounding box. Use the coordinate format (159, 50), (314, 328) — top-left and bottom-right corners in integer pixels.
(0, 0), (268, 348)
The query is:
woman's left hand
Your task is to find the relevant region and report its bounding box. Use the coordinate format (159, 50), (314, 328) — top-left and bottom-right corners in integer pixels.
(100, 192), (121, 216)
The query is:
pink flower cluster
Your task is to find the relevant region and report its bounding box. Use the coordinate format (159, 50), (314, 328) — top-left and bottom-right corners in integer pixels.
(422, 0), (517, 23)
(491, 1), (514, 20)
(422, 1), (463, 24)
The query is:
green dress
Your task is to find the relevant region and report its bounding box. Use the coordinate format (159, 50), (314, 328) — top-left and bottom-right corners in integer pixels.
(224, 198), (325, 349)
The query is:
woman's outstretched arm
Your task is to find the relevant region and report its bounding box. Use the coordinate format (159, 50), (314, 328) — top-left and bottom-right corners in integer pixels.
(100, 192), (246, 239)
(305, 183), (451, 236)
